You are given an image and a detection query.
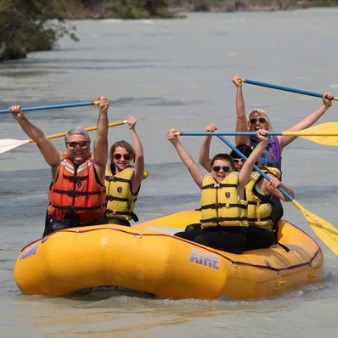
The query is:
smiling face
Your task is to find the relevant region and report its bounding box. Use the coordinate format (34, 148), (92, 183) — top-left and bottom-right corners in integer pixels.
(65, 134), (91, 164)
(211, 159), (233, 183)
(229, 144), (252, 172)
(111, 146), (133, 172)
(232, 157), (245, 171)
(247, 110), (271, 132)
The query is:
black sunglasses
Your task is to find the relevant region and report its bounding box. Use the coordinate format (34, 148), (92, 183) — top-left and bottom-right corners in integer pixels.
(114, 153), (131, 161)
(212, 165), (230, 173)
(233, 158), (245, 164)
(250, 117), (266, 124)
(66, 141), (89, 148)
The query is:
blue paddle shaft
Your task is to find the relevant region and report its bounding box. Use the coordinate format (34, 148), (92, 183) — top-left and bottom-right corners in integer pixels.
(243, 78), (324, 99)
(0, 101), (97, 114)
(179, 132), (283, 136)
(216, 135), (294, 202)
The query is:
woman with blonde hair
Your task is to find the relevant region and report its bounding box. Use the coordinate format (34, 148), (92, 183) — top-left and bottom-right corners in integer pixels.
(232, 74), (333, 170)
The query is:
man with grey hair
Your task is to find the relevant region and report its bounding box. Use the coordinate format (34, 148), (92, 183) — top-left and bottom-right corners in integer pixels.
(65, 126), (91, 144)
(10, 96), (109, 236)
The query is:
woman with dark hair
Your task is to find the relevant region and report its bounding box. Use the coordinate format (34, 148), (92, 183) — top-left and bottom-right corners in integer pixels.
(104, 116), (147, 226)
(229, 143), (252, 172)
(167, 127), (269, 254)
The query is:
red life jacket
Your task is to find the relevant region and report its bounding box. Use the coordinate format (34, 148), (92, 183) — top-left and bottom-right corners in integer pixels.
(47, 156), (106, 225)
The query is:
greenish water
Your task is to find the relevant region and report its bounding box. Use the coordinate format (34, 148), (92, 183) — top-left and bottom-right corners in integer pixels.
(1, 8), (338, 338)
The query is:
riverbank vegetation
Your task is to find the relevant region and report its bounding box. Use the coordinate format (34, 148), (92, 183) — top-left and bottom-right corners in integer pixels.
(1, 0), (337, 61)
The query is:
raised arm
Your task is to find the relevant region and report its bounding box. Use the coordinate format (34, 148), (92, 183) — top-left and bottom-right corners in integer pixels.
(279, 92), (333, 150)
(127, 116), (145, 194)
(93, 96), (109, 183)
(238, 129), (269, 198)
(167, 129), (204, 189)
(198, 123), (217, 172)
(10, 105), (61, 170)
(232, 74), (249, 145)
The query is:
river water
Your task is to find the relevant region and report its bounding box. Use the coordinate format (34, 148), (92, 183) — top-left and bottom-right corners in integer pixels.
(1, 7), (338, 337)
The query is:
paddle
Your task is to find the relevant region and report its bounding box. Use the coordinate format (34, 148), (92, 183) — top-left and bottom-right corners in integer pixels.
(0, 101), (99, 114)
(216, 135), (338, 256)
(175, 122), (338, 147)
(0, 120), (127, 154)
(240, 78), (338, 101)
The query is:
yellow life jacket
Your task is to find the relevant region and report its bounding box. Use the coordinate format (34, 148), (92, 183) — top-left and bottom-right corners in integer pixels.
(105, 165), (148, 221)
(246, 167), (281, 231)
(200, 173), (248, 228)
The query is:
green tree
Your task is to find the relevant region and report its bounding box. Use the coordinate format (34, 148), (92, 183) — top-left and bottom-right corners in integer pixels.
(103, 0), (172, 19)
(0, 0), (77, 61)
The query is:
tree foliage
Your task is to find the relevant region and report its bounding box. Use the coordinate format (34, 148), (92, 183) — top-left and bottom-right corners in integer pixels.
(0, 0), (174, 60)
(104, 0), (172, 19)
(1, 0), (337, 61)
(0, 0), (78, 61)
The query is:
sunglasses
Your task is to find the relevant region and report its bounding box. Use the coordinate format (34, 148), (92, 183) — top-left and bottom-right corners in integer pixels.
(212, 165), (231, 173)
(66, 141), (89, 148)
(233, 158), (245, 164)
(114, 153), (131, 161)
(250, 117), (266, 124)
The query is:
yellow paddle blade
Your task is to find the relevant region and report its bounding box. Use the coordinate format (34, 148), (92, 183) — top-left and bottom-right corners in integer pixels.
(28, 120), (128, 142)
(1, 120), (127, 154)
(283, 122), (338, 146)
(292, 199), (338, 256)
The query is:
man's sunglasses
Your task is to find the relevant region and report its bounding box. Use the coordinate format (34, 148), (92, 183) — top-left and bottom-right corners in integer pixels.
(66, 141), (89, 148)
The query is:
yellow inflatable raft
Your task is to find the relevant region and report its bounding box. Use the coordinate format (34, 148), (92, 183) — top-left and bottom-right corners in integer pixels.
(14, 210), (324, 300)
